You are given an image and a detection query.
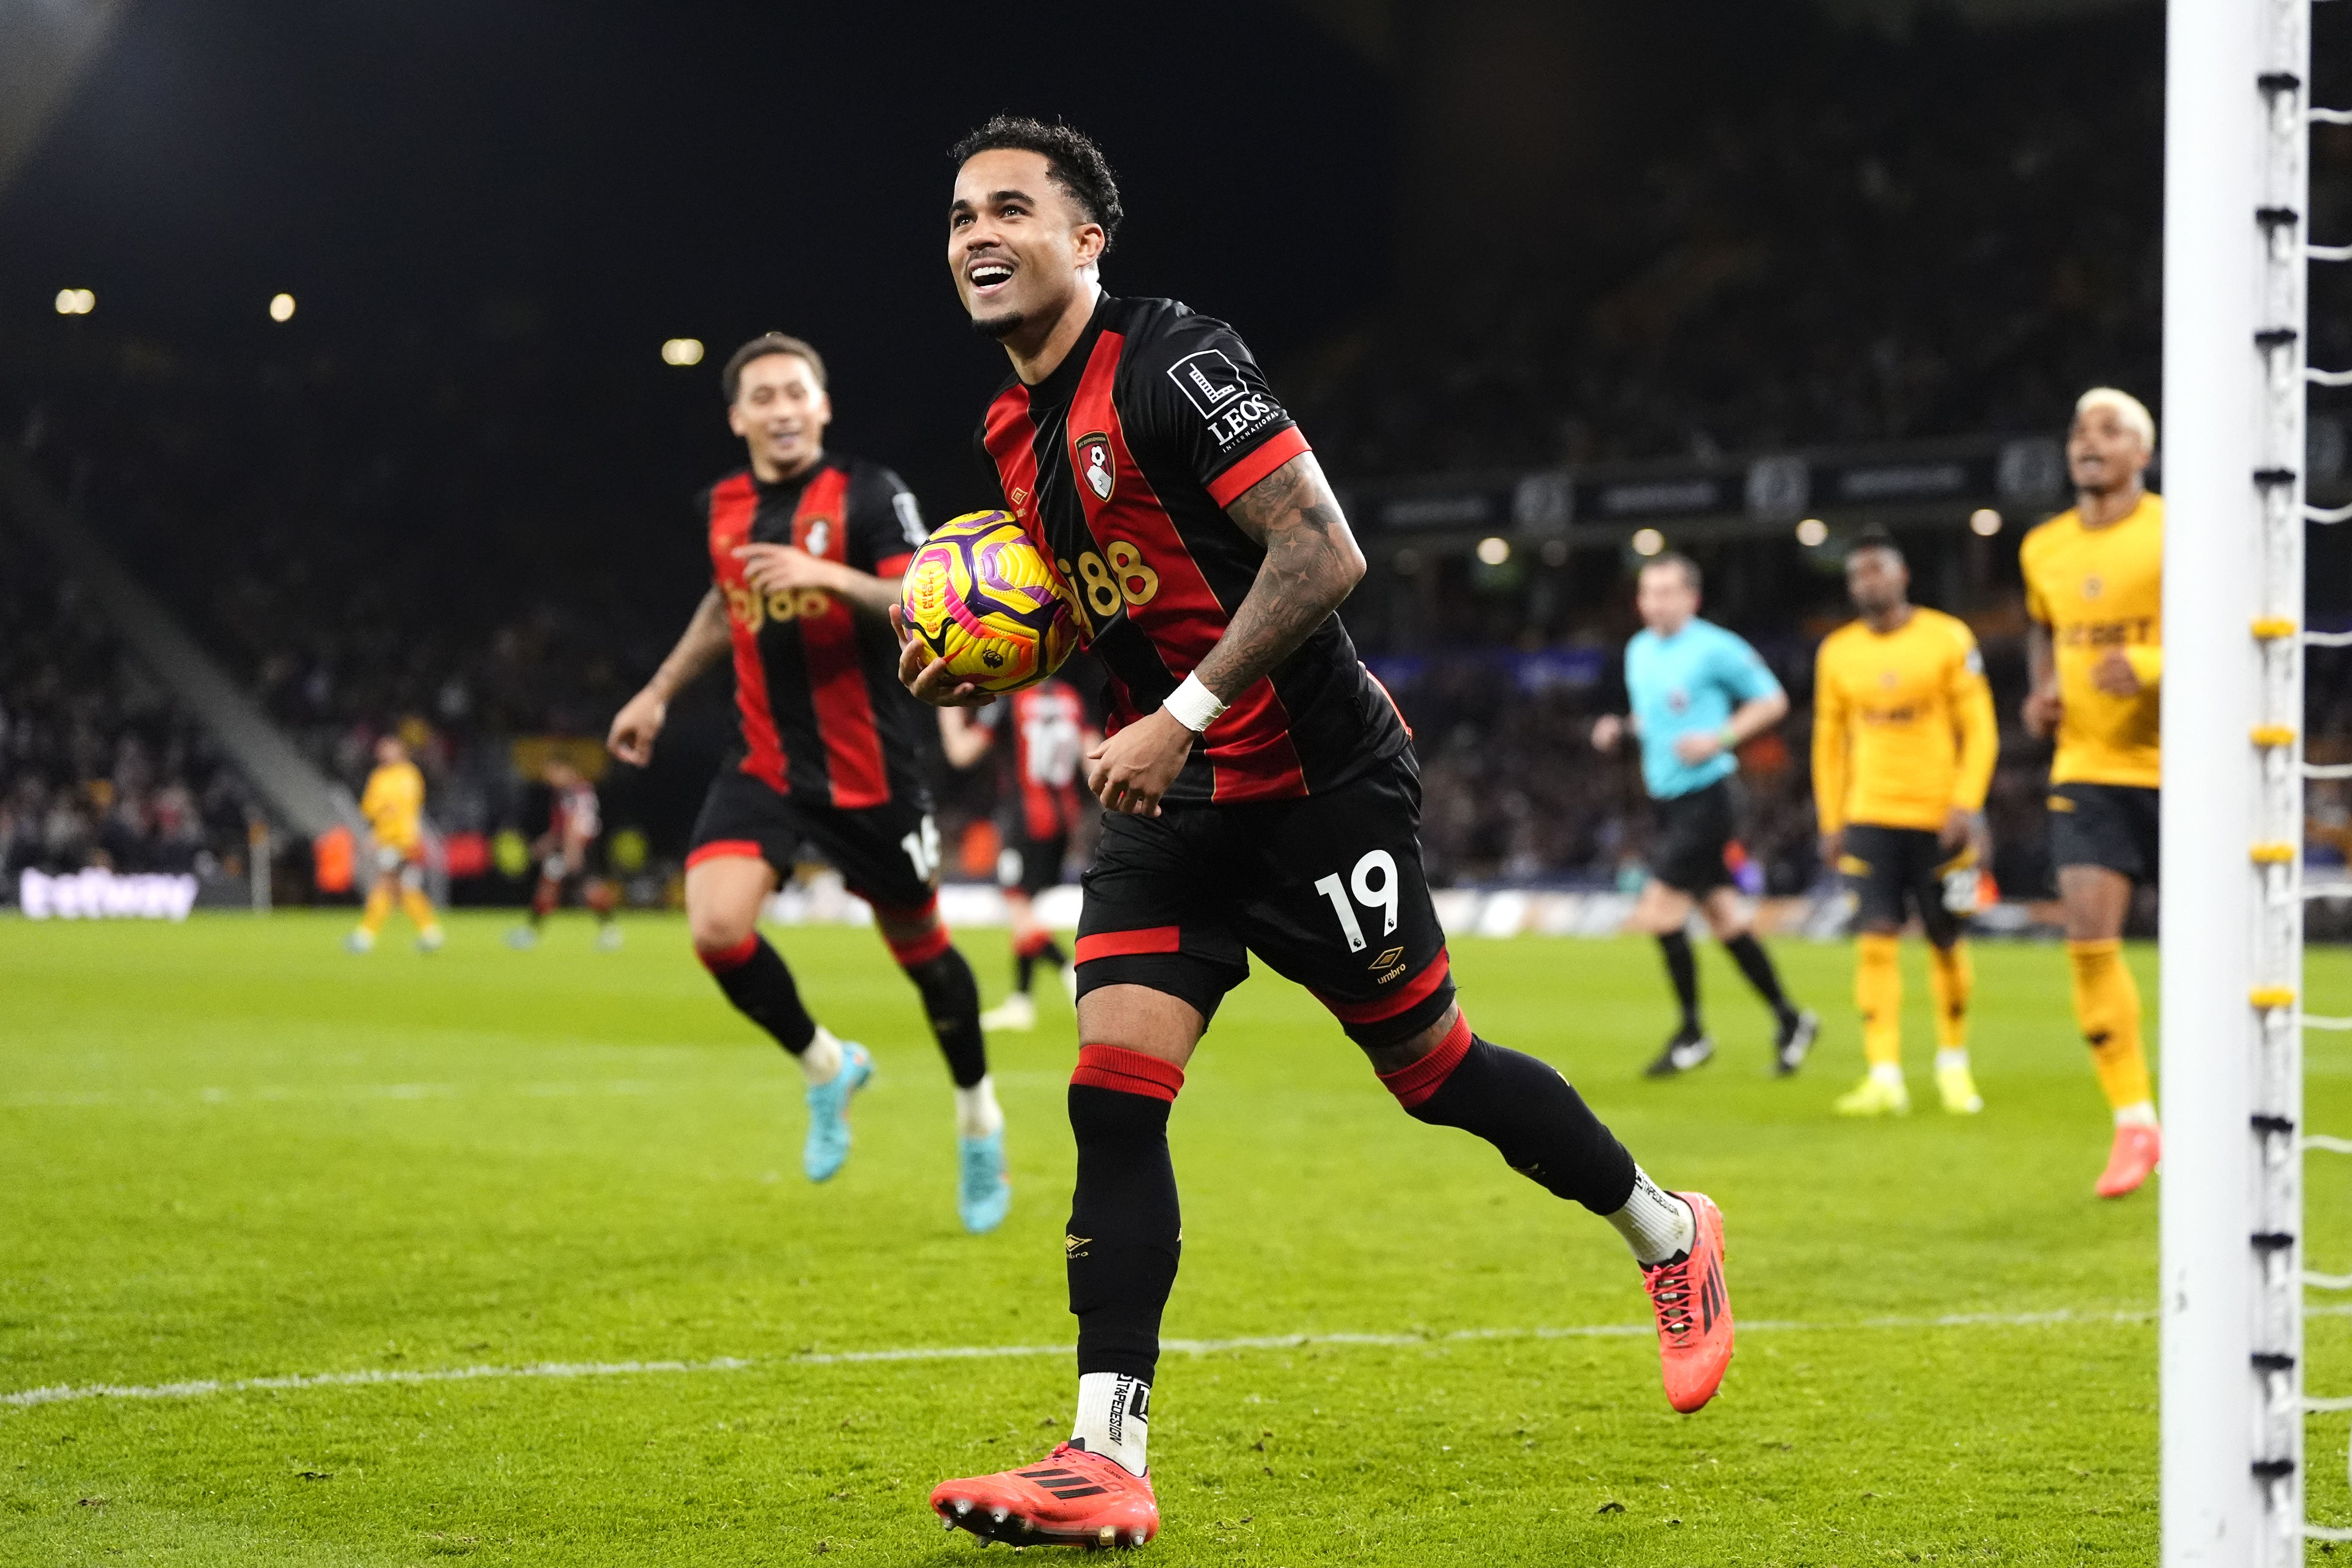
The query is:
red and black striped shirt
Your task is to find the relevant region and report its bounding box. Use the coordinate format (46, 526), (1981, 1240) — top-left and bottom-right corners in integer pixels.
(978, 294), (1407, 803)
(702, 453), (933, 810)
(978, 678), (1087, 842)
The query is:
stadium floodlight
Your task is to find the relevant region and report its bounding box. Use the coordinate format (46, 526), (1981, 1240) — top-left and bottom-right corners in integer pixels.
(2160, 0), (2317, 1560)
(662, 338), (706, 366)
(53, 288), (93, 315)
(1630, 527), (1665, 557)
(269, 293), (295, 322)
(1968, 508), (2002, 537)
(1794, 518), (1828, 547)
(1475, 535), (1510, 565)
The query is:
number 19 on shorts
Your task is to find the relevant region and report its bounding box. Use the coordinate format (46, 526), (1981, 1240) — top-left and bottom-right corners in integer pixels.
(1313, 850), (1399, 953)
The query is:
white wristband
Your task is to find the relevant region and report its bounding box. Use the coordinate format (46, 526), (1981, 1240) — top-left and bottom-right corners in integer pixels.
(1163, 672), (1227, 734)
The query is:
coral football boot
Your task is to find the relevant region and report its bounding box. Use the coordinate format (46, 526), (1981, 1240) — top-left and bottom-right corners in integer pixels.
(2094, 1122), (2162, 1198)
(1643, 1191), (1734, 1414)
(930, 1442), (1159, 1549)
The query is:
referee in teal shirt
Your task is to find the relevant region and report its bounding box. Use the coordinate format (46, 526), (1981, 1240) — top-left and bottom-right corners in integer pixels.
(1592, 553), (1817, 1077)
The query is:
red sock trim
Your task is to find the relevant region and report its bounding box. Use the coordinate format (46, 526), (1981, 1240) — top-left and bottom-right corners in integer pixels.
(697, 933), (760, 973)
(1071, 1044), (1186, 1102)
(1377, 1012), (1474, 1110)
(885, 924), (954, 967)
(1014, 928), (1056, 960)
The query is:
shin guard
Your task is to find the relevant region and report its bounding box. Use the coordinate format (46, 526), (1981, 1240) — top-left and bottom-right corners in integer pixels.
(1067, 1046), (1184, 1383)
(698, 933), (817, 1056)
(1381, 1015), (1637, 1214)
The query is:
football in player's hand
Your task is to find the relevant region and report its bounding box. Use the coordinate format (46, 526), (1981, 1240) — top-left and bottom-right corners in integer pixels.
(901, 510), (1078, 693)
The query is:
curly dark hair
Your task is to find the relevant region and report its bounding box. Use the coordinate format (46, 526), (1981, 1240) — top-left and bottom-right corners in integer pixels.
(949, 114), (1123, 252)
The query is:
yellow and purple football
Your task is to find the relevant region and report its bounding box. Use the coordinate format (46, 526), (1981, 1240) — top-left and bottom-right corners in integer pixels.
(900, 510), (1078, 694)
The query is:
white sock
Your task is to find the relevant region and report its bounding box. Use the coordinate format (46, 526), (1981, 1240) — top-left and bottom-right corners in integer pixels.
(2115, 1099), (2159, 1129)
(1936, 1049), (1970, 1074)
(798, 1026), (844, 1085)
(955, 1075), (1004, 1139)
(1870, 1061), (1905, 1089)
(1071, 1372), (1150, 1476)
(1606, 1166), (1695, 1266)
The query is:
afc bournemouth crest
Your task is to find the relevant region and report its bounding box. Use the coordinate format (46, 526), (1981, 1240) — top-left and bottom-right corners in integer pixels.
(1076, 432), (1115, 502)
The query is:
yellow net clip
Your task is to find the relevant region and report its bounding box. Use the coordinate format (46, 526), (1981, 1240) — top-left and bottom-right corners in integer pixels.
(2251, 842), (2298, 865)
(2251, 986), (2298, 1011)
(2253, 617), (2300, 641)
(2252, 724), (2298, 748)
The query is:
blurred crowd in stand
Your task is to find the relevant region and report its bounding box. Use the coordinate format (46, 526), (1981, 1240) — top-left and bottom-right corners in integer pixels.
(0, 532), (257, 884)
(6, 1), (2349, 913)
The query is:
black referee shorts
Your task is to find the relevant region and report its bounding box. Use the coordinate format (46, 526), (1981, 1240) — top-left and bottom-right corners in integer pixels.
(1074, 753), (1456, 1051)
(1647, 778), (1739, 896)
(1837, 823), (1970, 946)
(687, 768), (938, 915)
(2047, 782), (2160, 886)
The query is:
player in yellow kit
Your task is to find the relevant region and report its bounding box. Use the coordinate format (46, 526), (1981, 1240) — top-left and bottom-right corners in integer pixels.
(1813, 529), (1998, 1117)
(2019, 387), (2163, 1197)
(347, 734), (445, 953)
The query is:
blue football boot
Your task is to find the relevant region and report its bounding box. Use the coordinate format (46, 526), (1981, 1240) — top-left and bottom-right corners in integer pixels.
(802, 1042), (873, 1182)
(957, 1128), (1012, 1234)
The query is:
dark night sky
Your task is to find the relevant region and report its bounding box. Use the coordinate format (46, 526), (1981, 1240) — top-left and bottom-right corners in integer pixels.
(0, 0), (1398, 514)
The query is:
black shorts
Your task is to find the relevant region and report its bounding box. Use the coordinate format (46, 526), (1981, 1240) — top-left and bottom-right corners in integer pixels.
(1648, 779), (1739, 895)
(1838, 824), (1970, 946)
(687, 769), (938, 914)
(1074, 752), (1455, 1050)
(2047, 782), (2160, 886)
(997, 830), (1070, 898)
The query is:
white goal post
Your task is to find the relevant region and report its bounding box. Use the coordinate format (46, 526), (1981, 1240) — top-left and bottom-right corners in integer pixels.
(2160, 0), (2316, 1560)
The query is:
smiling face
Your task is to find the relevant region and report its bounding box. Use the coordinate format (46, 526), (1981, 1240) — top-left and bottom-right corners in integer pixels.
(727, 352), (830, 482)
(1845, 545), (1909, 619)
(2066, 403), (2151, 498)
(948, 148), (1105, 348)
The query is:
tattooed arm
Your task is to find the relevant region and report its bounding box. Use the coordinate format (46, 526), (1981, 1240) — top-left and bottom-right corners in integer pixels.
(1083, 452), (1367, 816)
(1192, 452), (1367, 700)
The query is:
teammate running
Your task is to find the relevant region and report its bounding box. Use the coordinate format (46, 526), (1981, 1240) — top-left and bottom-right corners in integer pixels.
(508, 757), (621, 951)
(347, 734), (444, 954)
(1812, 529), (1997, 1116)
(606, 332), (1010, 1234)
(939, 677), (1092, 1030)
(2019, 387), (2164, 1197)
(905, 116), (1733, 1552)
(1591, 555), (1817, 1077)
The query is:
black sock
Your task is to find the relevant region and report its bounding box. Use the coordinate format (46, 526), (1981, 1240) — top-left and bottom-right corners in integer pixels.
(1068, 1077), (1183, 1383)
(703, 935), (816, 1055)
(1724, 932), (1795, 1020)
(1040, 937), (1068, 970)
(1402, 1033), (1637, 1214)
(1016, 952), (1037, 993)
(1657, 931), (1701, 1034)
(905, 947), (988, 1089)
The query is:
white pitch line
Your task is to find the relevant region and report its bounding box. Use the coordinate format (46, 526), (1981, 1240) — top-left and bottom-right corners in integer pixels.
(7, 1303), (2260, 1411)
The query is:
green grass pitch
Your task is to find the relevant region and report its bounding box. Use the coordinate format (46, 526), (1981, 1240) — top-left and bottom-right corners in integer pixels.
(8, 913), (2352, 1565)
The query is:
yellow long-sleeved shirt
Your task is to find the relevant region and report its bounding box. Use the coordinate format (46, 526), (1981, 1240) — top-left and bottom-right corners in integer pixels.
(1813, 606), (1998, 834)
(359, 761), (425, 854)
(2019, 492), (2163, 788)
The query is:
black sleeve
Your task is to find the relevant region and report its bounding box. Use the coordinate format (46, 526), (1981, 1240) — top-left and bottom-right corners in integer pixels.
(845, 463), (928, 572)
(1123, 308), (1312, 509)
